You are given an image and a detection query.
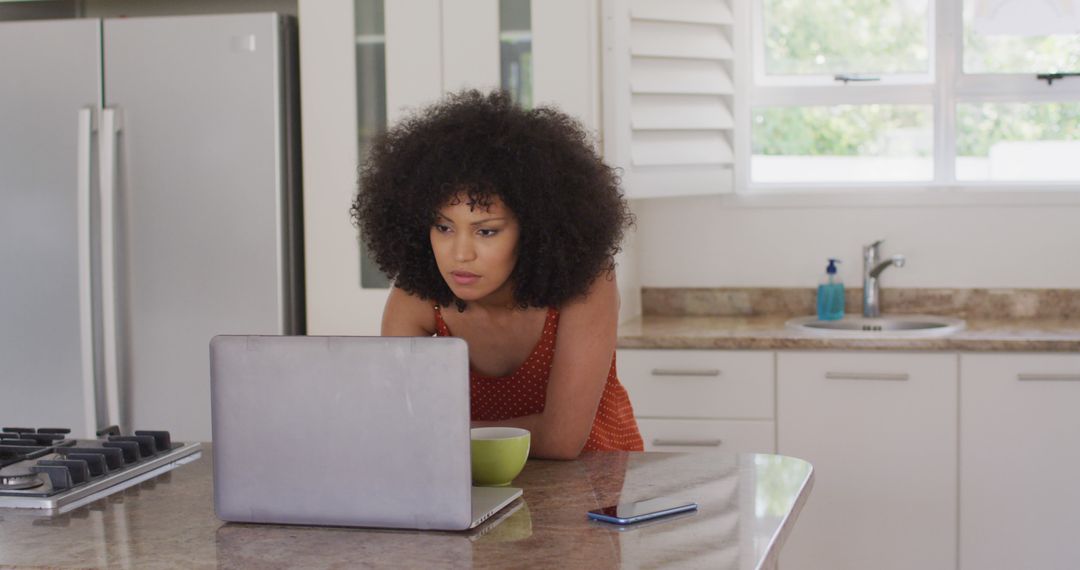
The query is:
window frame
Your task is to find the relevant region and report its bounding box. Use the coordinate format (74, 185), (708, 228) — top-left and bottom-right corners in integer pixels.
(738, 0), (1080, 196)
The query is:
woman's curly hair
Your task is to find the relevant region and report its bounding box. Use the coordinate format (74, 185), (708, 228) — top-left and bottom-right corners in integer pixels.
(351, 89), (633, 311)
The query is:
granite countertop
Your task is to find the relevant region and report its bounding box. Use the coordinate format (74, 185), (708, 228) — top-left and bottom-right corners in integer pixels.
(0, 447), (813, 570)
(617, 287), (1080, 352)
(617, 314), (1080, 352)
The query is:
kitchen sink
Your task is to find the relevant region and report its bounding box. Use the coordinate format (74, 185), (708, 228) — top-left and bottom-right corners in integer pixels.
(785, 314), (966, 338)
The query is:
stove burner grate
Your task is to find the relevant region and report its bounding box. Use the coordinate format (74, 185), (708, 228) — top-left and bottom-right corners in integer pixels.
(0, 426), (199, 508)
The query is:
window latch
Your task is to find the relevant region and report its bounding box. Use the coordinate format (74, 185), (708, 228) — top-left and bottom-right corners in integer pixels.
(1036, 72), (1080, 85)
(834, 74), (881, 83)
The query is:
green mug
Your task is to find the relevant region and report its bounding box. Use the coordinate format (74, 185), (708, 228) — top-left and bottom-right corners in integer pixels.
(470, 427), (530, 487)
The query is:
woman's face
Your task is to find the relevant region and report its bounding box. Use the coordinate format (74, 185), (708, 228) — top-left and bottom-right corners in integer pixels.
(430, 193), (520, 305)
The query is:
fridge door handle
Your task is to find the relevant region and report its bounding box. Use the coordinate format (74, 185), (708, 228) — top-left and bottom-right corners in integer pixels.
(77, 107), (98, 438)
(99, 107), (123, 430)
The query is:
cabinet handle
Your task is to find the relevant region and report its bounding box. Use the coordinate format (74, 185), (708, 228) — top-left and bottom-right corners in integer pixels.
(1018, 373), (1080, 382)
(652, 439), (723, 447)
(651, 368), (721, 377)
(825, 372), (909, 381)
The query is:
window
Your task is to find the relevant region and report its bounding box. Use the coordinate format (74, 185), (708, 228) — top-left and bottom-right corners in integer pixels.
(748, 0), (1080, 187)
(355, 0), (390, 288)
(500, 0), (533, 109)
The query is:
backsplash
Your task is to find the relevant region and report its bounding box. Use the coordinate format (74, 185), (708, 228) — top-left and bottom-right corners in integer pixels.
(641, 288), (1080, 320)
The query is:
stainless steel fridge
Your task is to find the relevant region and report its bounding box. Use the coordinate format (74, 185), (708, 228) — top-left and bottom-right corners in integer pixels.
(0, 13), (304, 442)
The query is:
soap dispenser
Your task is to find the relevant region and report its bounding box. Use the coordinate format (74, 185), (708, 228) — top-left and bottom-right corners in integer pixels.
(817, 258), (845, 321)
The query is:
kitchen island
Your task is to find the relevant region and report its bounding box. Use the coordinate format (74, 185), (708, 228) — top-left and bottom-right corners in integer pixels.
(0, 448), (812, 569)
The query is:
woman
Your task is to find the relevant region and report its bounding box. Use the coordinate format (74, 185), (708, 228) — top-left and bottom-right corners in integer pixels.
(352, 90), (643, 459)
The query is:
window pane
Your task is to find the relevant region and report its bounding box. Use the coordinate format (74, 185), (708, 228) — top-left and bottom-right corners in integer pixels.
(355, 0), (391, 289)
(761, 0), (930, 76)
(752, 105), (933, 182)
(500, 0), (532, 109)
(963, 0), (1080, 74)
(956, 102), (1080, 181)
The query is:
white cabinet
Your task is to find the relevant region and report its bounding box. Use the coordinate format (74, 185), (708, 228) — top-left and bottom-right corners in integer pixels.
(618, 349), (775, 453)
(776, 352), (958, 570)
(298, 0), (388, 335)
(959, 353), (1080, 570)
(618, 347), (1079, 569)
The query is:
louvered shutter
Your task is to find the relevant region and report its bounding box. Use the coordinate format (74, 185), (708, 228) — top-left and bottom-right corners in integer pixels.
(603, 0), (736, 198)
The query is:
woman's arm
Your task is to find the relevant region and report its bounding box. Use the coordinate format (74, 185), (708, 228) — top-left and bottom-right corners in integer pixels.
(474, 272), (620, 460)
(381, 286), (436, 336)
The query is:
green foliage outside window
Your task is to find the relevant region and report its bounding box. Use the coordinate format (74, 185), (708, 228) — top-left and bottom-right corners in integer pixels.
(763, 0), (928, 75)
(758, 1), (1080, 158)
(753, 106), (930, 156)
(956, 103), (1080, 157)
(964, 24), (1080, 74)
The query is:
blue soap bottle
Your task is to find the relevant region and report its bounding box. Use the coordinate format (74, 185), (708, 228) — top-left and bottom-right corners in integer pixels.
(817, 258), (845, 321)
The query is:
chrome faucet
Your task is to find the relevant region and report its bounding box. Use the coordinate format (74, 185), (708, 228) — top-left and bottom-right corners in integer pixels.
(862, 239), (905, 318)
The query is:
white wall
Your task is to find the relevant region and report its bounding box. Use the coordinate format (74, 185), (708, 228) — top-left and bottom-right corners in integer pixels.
(635, 197), (1080, 289)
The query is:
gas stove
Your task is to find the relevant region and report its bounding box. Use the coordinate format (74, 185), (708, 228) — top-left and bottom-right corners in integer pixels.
(0, 426), (201, 512)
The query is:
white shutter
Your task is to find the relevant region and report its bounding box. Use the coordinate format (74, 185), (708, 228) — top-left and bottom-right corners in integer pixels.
(632, 95), (733, 129)
(603, 0), (736, 199)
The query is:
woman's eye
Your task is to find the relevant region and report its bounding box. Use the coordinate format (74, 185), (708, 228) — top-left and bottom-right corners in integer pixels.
(477, 229), (499, 237)
(433, 224), (451, 233)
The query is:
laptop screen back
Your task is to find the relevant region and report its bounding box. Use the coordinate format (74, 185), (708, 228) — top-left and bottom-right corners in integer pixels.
(209, 335), (473, 529)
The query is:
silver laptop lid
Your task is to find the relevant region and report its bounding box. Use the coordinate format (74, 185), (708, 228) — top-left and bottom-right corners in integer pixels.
(209, 335), (473, 529)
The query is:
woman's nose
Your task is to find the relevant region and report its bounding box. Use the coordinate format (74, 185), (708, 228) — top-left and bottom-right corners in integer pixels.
(452, 234), (476, 262)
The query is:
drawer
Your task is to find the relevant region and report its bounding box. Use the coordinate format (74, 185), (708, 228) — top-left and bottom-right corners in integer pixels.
(618, 349), (773, 419)
(637, 418), (775, 454)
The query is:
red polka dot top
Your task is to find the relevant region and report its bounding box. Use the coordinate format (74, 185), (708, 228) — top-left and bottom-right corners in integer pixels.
(434, 305), (644, 452)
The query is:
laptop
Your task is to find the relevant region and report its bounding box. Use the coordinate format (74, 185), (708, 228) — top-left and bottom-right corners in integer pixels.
(209, 335), (522, 530)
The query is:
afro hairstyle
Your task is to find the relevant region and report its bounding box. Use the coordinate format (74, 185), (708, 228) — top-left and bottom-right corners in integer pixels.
(351, 89), (633, 311)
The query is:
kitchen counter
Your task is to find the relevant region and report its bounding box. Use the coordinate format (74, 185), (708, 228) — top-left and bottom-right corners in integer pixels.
(617, 314), (1080, 351)
(0, 447), (813, 569)
(619, 286), (1080, 352)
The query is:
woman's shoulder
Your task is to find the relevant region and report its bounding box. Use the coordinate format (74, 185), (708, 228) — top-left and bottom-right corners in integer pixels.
(559, 270), (619, 314)
(382, 286), (438, 336)
(549, 271), (619, 338)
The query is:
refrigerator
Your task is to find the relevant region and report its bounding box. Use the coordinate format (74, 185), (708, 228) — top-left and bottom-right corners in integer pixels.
(0, 13), (304, 442)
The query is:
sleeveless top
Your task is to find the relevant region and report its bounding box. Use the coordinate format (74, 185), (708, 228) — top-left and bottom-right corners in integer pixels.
(434, 305), (644, 452)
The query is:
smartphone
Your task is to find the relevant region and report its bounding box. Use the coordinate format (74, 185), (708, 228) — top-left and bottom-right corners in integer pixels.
(587, 496), (698, 525)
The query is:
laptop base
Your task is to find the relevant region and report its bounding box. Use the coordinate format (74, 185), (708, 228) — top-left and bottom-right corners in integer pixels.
(470, 486), (523, 529)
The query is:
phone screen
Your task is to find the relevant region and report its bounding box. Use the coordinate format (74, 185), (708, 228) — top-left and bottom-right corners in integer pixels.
(587, 496), (698, 525)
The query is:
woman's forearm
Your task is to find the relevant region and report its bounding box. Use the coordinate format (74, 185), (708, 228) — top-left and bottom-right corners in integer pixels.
(471, 413), (586, 460)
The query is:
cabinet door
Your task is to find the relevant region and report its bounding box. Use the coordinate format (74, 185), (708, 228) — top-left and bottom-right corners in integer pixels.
(960, 353), (1080, 570)
(777, 352), (957, 570)
(637, 418), (774, 453)
(299, 0), (393, 335)
(533, 0), (600, 132)
(439, 0), (500, 94)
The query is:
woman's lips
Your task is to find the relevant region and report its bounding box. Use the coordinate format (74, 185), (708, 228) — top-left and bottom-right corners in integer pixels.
(450, 271), (480, 285)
